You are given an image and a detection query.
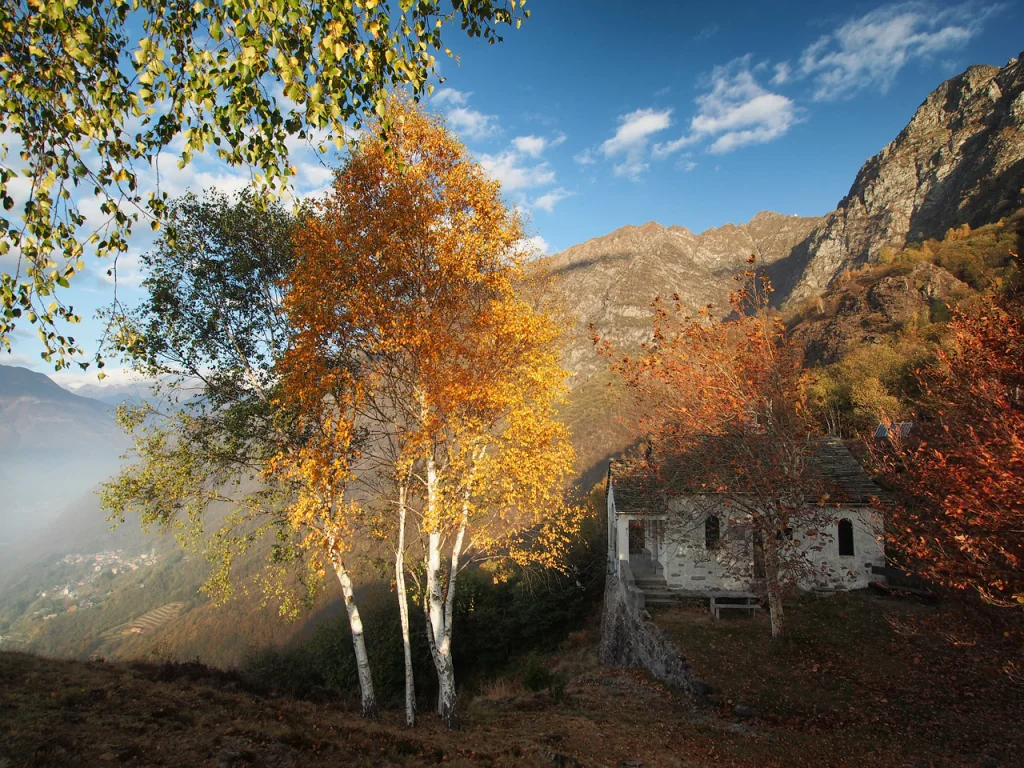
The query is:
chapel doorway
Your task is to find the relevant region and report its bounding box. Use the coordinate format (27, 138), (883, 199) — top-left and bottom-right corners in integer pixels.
(628, 519), (646, 555)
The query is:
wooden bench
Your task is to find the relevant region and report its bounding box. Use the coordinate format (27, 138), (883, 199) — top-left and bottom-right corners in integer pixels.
(708, 592), (761, 620)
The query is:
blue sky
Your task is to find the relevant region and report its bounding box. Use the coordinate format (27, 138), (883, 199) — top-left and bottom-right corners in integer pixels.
(5, 0), (1023, 388)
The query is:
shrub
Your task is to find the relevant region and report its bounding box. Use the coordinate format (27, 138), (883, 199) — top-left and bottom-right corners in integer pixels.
(521, 654), (554, 692)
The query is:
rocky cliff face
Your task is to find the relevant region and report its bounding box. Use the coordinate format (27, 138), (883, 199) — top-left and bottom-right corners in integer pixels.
(788, 52), (1024, 302)
(546, 53), (1024, 382)
(543, 213), (822, 382)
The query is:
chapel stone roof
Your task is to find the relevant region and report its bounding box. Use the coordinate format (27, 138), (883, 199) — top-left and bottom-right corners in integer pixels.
(610, 436), (881, 514)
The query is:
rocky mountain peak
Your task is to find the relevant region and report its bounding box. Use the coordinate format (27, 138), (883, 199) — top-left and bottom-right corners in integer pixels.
(788, 54), (1024, 302)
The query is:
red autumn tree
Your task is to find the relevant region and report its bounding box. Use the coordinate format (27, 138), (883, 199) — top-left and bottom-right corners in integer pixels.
(599, 263), (845, 639)
(879, 290), (1024, 609)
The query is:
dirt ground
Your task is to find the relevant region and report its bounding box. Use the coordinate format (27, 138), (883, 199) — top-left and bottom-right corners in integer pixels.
(1, 591), (1020, 767)
(654, 591), (1023, 768)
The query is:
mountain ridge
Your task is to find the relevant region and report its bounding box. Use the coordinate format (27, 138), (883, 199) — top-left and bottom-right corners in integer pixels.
(544, 52), (1024, 384)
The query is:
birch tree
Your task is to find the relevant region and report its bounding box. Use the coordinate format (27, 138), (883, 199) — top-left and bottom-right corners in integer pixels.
(100, 189), (381, 716)
(282, 98), (580, 728)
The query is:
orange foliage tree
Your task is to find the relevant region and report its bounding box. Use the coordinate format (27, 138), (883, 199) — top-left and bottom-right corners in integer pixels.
(277, 98), (580, 729)
(599, 265), (842, 639)
(879, 290), (1024, 609)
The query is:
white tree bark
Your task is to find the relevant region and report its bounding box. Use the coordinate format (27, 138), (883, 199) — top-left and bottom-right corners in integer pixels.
(762, 525), (786, 640)
(423, 494), (470, 729)
(426, 453), (444, 652)
(422, 450), (464, 729)
(332, 556), (378, 717)
(422, 564), (459, 730)
(395, 482), (416, 727)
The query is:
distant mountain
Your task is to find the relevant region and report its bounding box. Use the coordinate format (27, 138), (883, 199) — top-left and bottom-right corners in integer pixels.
(63, 379), (156, 406)
(543, 212), (823, 383)
(0, 364), (130, 557)
(0, 364), (125, 458)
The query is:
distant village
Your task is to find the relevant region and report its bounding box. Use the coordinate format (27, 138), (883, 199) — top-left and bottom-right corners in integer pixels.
(0, 549), (159, 646)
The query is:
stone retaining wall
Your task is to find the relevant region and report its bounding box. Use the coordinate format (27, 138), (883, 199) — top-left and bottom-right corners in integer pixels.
(599, 561), (696, 695)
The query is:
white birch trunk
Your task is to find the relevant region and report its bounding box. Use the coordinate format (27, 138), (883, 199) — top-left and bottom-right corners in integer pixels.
(333, 556), (377, 717)
(762, 527), (786, 640)
(426, 453), (444, 652)
(422, 449), (463, 729)
(395, 483), (416, 727)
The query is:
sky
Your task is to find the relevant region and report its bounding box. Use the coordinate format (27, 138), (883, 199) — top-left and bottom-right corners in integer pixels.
(4, 0), (1023, 389)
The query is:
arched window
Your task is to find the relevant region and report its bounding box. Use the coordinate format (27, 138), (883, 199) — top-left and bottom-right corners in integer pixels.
(705, 515), (721, 550)
(838, 519), (854, 556)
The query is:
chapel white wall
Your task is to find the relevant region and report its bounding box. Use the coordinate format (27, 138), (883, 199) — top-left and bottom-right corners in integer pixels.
(659, 498), (884, 592)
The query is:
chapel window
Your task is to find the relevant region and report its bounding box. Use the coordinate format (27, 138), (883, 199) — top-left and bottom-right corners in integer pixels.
(705, 515), (721, 550)
(838, 519), (855, 556)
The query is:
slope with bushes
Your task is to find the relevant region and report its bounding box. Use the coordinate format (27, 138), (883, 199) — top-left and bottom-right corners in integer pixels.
(789, 210), (1023, 437)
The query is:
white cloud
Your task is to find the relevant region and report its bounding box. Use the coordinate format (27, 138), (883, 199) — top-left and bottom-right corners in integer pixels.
(430, 88), (499, 141)
(511, 132), (565, 158)
(651, 134), (699, 159)
(479, 150), (556, 192)
(98, 247), (146, 288)
(432, 87), (470, 107)
(531, 188), (572, 214)
(600, 108), (673, 180)
(798, 1), (998, 100)
(446, 106), (499, 141)
(771, 61), (792, 85)
(601, 108), (673, 156)
(654, 56), (798, 156)
(573, 148), (596, 166)
(513, 135), (548, 157)
(522, 235), (551, 258)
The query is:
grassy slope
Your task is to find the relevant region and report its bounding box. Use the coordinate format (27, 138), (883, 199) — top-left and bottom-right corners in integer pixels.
(3, 592), (1020, 768)
(655, 592), (1022, 768)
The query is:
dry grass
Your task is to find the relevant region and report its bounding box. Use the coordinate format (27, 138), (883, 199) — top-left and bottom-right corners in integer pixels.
(473, 675), (529, 703)
(2, 593), (1021, 767)
(654, 591), (1023, 767)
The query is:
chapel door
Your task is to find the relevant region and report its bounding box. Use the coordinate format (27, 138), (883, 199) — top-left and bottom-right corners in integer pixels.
(628, 520), (646, 554)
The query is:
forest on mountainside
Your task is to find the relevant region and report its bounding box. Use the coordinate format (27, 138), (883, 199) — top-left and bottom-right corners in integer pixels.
(789, 208), (1024, 438)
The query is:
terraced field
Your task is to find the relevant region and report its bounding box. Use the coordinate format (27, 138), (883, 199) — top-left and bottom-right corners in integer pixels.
(99, 602), (186, 640)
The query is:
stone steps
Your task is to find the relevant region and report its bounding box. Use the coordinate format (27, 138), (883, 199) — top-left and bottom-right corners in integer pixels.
(633, 575), (692, 607)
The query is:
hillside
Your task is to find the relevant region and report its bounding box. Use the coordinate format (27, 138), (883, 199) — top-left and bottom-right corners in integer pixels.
(786, 210), (1023, 437)
(2, 591), (1021, 768)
